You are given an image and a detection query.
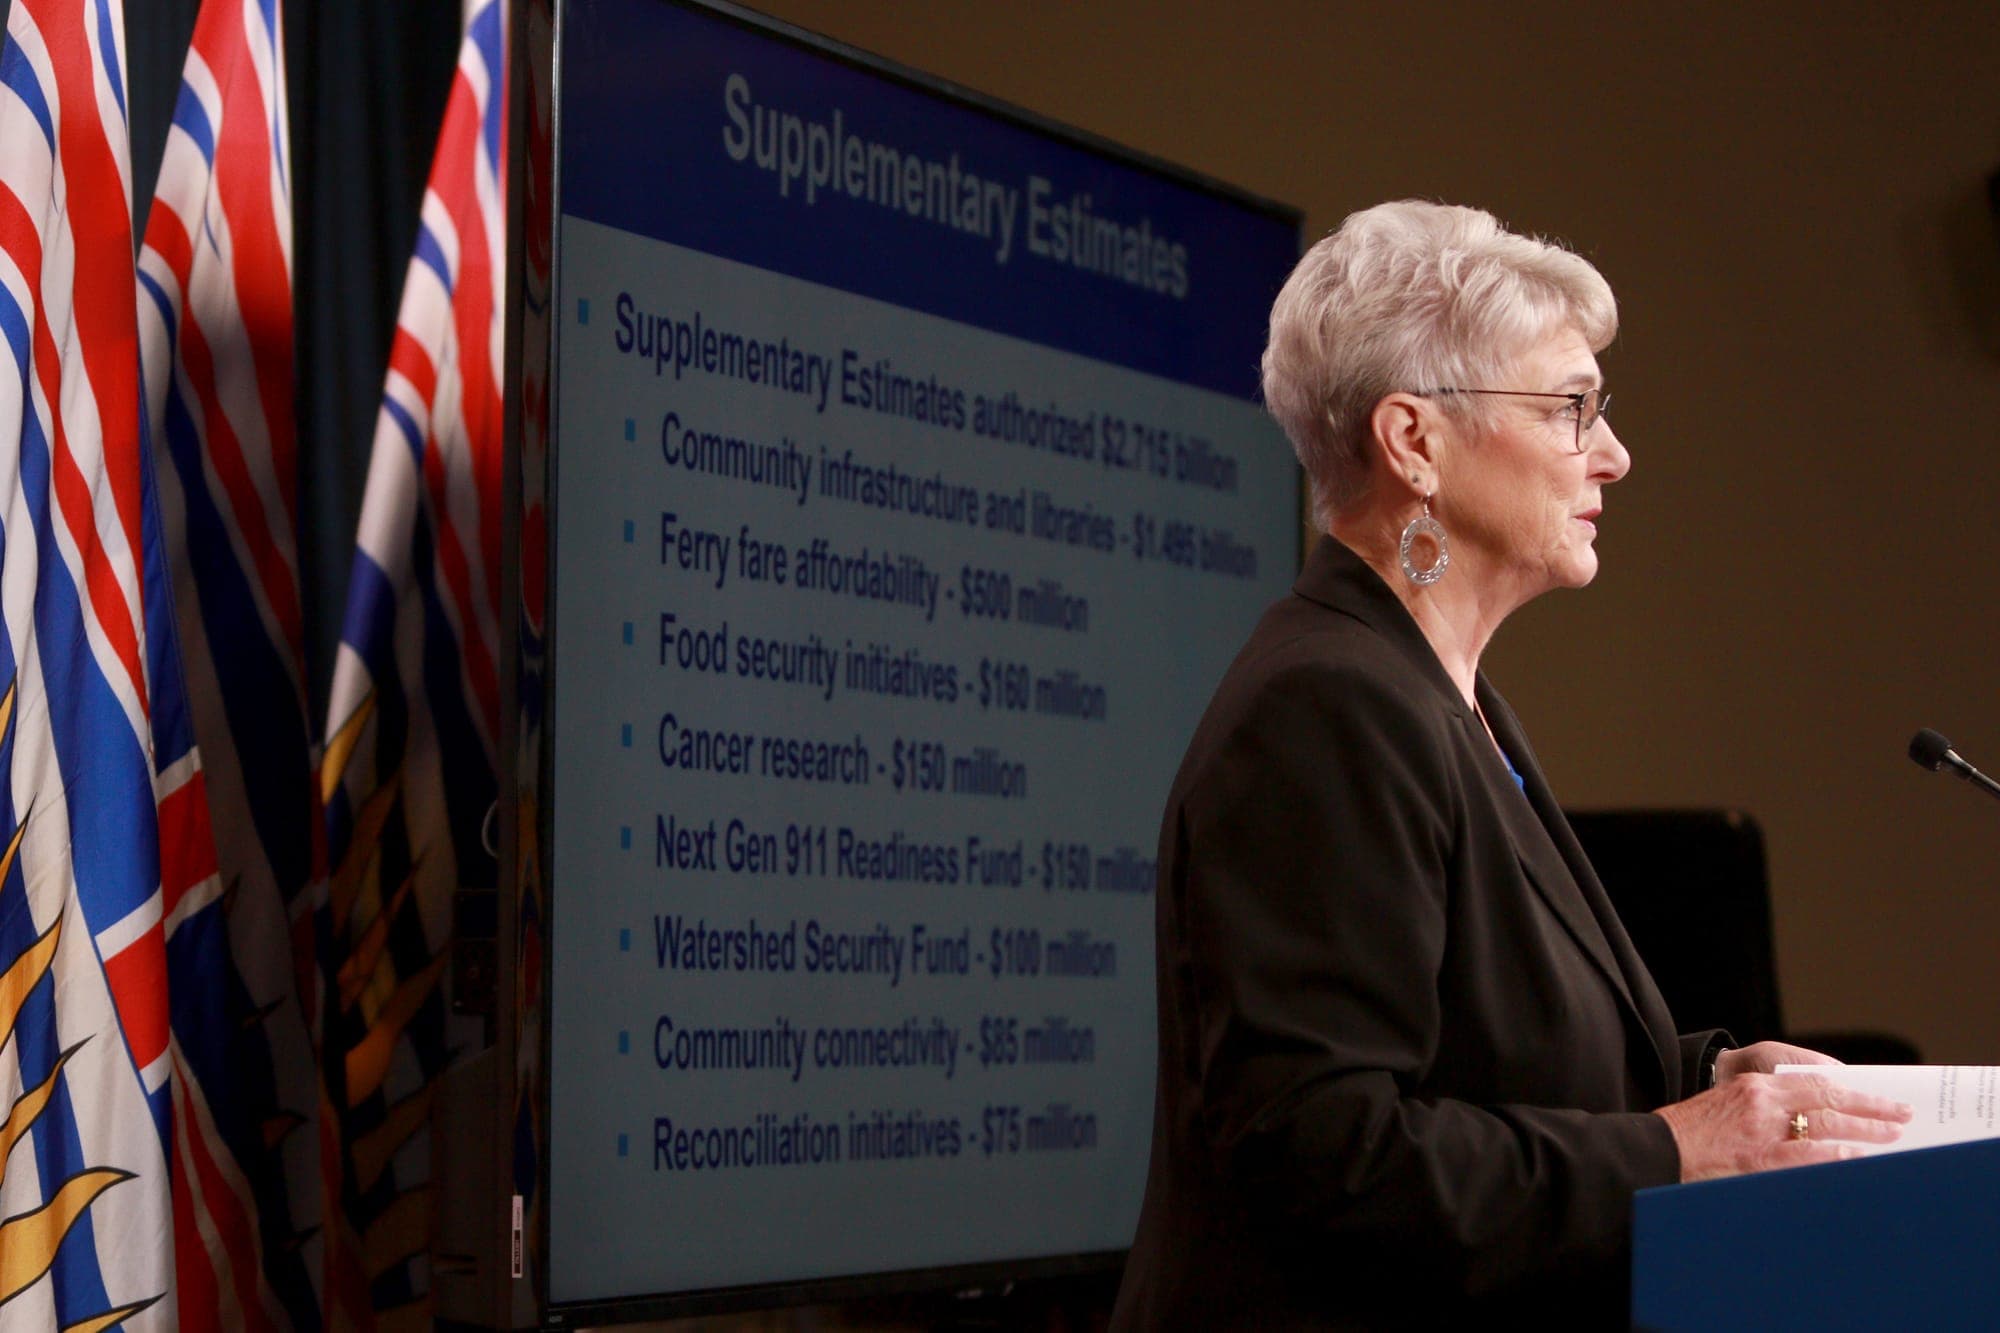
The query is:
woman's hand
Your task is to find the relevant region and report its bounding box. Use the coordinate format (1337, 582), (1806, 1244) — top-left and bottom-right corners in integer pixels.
(1713, 1040), (1840, 1082)
(1654, 1071), (1912, 1182)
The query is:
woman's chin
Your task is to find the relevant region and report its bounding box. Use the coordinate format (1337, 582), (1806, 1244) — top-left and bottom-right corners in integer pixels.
(1544, 549), (1600, 591)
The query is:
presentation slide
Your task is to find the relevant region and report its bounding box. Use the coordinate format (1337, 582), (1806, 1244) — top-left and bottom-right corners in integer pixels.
(543, 0), (1300, 1310)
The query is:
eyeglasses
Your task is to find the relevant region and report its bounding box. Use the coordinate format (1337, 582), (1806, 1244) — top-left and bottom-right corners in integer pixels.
(1424, 387), (1611, 454)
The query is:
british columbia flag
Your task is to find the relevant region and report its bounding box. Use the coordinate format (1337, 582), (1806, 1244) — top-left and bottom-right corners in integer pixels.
(317, 0), (506, 1322)
(136, 0), (323, 1327)
(0, 0), (236, 1327)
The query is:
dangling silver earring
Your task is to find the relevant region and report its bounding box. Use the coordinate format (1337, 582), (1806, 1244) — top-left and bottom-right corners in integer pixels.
(1399, 493), (1449, 586)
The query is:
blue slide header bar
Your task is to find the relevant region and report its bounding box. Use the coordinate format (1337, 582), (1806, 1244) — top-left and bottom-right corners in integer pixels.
(559, 0), (1301, 402)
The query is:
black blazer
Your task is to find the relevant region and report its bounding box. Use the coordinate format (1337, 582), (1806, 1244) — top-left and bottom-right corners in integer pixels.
(1111, 537), (1709, 1331)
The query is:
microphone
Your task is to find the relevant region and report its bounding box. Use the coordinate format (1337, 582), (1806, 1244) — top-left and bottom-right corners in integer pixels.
(1908, 728), (2000, 802)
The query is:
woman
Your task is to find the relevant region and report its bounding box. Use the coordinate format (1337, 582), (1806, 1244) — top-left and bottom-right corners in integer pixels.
(1109, 201), (1909, 1330)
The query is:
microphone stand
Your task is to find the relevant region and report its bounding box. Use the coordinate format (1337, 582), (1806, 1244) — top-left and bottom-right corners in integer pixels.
(1945, 764), (2000, 802)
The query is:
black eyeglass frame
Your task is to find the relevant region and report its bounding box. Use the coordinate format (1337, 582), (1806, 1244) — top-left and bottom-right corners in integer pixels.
(1422, 387), (1611, 454)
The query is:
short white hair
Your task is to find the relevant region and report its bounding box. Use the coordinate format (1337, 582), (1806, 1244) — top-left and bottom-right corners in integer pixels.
(1261, 200), (1617, 527)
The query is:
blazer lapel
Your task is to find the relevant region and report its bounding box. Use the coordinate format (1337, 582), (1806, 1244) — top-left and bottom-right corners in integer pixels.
(1294, 537), (1678, 1099)
(1471, 696), (1632, 1004)
(1478, 683), (1679, 1100)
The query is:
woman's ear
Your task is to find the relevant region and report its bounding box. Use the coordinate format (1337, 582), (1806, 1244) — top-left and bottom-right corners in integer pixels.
(1369, 393), (1442, 495)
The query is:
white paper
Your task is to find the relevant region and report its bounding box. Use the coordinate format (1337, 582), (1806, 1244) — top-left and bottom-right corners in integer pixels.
(1774, 1064), (2000, 1156)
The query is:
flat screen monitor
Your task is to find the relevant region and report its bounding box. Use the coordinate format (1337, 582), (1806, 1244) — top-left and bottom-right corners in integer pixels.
(535, 0), (1302, 1320)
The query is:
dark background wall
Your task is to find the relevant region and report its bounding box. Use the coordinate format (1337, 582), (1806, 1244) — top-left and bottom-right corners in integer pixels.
(63, 0), (2000, 1157)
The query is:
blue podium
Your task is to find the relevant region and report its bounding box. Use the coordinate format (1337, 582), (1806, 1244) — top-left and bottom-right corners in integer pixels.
(1632, 1138), (2000, 1330)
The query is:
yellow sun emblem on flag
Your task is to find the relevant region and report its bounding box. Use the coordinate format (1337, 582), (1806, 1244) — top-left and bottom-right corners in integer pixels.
(0, 681), (162, 1329)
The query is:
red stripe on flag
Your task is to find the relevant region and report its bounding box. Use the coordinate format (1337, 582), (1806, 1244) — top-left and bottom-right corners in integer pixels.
(40, 0), (150, 670)
(31, 260), (151, 724)
(432, 64), (505, 627)
(0, 182), (47, 333)
(141, 192), (195, 282)
(103, 920), (171, 1068)
(46, 361), (149, 707)
(170, 1095), (226, 1332)
(198, 3), (297, 528)
(172, 248), (308, 674)
(176, 1051), (279, 1333)
(157, 772), (219, 915)
(387, 324), (438, 410)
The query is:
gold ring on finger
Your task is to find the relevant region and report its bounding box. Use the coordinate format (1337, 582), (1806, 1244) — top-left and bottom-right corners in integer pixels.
(1789, 1111), (1810, 1141)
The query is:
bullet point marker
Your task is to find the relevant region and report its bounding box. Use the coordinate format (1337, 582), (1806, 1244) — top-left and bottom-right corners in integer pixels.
(624, 418), (635, 442)
(577, 298), (591, 324)
(619, 926), (631, 951)
(623, 519), (635, 543)
(620, 826), (632, 850)
(618, 1030), (630, 1054)
(621, 723), (633, 747)
(622, 621), (634, 645)
(617, 1132), (628, 1157)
